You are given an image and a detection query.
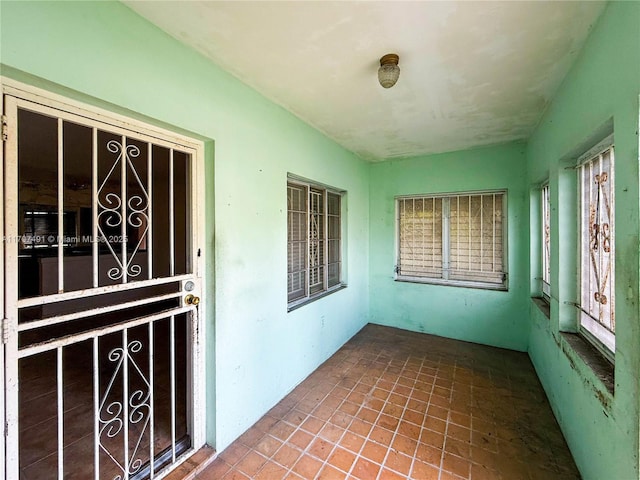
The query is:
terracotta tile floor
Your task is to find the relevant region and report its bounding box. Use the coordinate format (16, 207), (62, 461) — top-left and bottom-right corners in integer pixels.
(197, 324), (580, 480)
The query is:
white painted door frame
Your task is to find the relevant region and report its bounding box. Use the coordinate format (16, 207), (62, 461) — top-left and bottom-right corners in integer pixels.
(1, 78), (207, 480)
(0, 78), (7, 480)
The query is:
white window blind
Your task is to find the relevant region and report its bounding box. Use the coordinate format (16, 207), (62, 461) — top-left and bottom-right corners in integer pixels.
(397, 191), (506, 289)
(579, 146), (615, 357)
(397, 197), (443, 279)
(22, 208), (77, 248)
(327, 191), (341, 288)
(287, 183), (307, 303)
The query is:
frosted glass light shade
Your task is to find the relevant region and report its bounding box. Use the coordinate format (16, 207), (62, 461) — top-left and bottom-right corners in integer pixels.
(378, 53), (400, 88)
(378, 64), (400, 88)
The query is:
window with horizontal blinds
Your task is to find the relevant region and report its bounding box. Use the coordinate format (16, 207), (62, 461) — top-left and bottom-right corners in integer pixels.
(287, 180), (343, 308)
(22, 208), (77, 247)
(287, 183), (307, 302)
(327, 192), (341, 288)
(397, 191), (506, 289)
(308, 188), (325, 295)
(579, 146), (615, 358)
(398, 197), (443, 279)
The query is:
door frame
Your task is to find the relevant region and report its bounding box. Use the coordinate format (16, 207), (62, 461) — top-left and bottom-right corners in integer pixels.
(1, 77), (207, 480)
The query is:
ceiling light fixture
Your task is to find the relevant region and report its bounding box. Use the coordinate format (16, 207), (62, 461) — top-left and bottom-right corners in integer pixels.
(378, 53), (400, 88)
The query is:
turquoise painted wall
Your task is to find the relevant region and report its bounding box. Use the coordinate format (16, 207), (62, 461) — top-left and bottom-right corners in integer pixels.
(2, 1), (640, 477)
(526, 2), (640, 479)
(368, 142), (530, 351)
(1, 1), (370, 451)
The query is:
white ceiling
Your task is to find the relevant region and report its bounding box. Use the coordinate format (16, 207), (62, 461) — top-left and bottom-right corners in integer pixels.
(124, 1), (606, 162)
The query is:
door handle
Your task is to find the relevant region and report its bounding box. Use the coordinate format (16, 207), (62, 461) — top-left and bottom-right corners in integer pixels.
(185, 294), (200, 306)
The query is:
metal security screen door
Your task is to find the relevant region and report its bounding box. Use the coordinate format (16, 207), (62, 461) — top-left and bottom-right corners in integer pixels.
(3, 92), (205, 480)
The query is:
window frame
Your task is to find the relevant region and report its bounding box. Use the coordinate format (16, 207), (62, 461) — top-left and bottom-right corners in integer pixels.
(576, 136), (615, 363)
(287, 177), (345, 311)
(394, 189), (508, 291)
(541, 183), (551, 301)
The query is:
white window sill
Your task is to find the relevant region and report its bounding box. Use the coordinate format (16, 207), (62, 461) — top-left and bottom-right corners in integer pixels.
(287, 284), (347, 312)
(395, 276), (507, 292)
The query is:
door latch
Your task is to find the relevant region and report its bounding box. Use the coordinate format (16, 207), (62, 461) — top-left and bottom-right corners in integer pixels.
(2, 115), (8, 142)
(1, 318), (9, 344)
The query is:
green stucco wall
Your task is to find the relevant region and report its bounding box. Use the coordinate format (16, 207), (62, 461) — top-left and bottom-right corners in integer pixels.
(368, 142), (530, 352)
(1, 1), (639, 478)
(526, 2), (640, 479)
(0, 0), (370, 451)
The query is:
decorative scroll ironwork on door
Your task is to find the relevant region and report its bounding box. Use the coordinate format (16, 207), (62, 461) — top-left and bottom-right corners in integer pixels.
(99, 339), (151, 479)
(3, 92), (203, 480)
(98, 140), (150, 283)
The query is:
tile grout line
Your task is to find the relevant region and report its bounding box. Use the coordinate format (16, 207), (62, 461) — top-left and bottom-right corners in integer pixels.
(374, 355), (423, 480)
(206, 327), (580, 480)
(310, 352), (371, 477)
(341, 349), (396, 478)
(436, 363), (449, 480)
(268, 347), (370, 478)
(408, 354), (441, 479)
